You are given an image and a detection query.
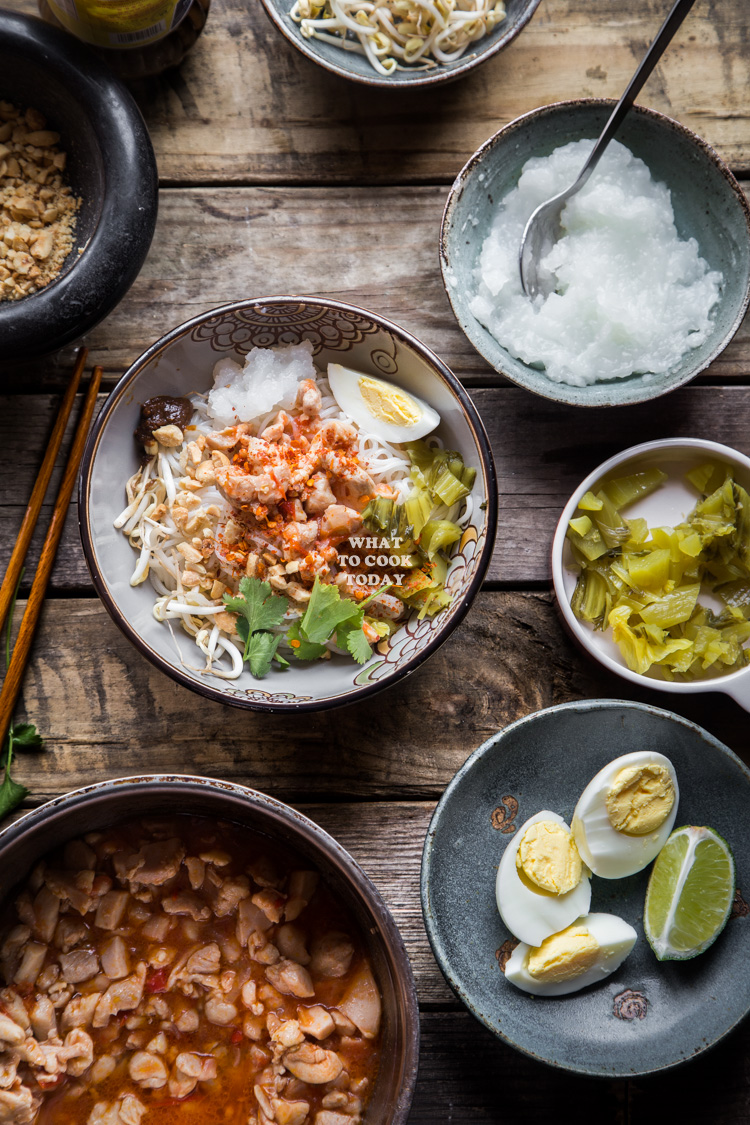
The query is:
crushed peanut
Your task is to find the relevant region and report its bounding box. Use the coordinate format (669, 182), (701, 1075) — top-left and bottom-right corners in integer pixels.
(0, 100), (80, 302)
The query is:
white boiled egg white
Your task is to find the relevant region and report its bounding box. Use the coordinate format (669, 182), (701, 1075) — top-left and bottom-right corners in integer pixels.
(572, 751), (679, 879)
(505, 912), (637, 997)
(327, 363), (440, 443)
(495, 810), (591, 947)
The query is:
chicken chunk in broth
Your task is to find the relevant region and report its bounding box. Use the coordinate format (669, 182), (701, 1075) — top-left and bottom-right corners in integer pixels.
(0, 818), (382, 1124)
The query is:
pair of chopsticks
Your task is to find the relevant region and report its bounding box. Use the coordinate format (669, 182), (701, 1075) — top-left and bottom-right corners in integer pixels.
(0, 349), (102, 754)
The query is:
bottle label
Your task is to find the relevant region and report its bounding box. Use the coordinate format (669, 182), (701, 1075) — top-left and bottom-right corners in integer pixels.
(46, 0), (193, 48)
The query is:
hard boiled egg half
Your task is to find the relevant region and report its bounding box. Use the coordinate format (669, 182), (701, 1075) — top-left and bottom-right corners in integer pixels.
(495, 811), (591, 947)
(505, 912), (637, 997)
(572, 751), (679, 879)
(327, 363), (440, 443)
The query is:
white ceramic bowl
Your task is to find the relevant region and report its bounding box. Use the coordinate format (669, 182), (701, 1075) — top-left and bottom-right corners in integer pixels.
(79, 296), (497, 712)
(552, 438), (750, 712)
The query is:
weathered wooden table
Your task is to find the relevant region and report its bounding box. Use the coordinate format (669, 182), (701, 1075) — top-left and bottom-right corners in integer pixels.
(4, 0), (750, 1119)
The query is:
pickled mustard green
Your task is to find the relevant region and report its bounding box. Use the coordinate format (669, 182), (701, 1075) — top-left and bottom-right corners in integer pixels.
(567, 463), (750, 680)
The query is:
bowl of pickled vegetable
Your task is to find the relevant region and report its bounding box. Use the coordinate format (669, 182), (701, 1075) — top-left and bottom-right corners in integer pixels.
(552, 438), (750, 711)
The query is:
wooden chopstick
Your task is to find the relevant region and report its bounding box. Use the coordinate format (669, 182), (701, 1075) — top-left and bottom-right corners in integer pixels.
(0, 347), (88, 635)
(0, 365), (103, 754)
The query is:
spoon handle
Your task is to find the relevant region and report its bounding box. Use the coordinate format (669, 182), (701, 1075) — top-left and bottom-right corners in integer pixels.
(576, 0), (698, 189)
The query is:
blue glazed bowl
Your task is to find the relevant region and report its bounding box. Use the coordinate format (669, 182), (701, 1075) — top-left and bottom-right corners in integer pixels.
(421, 699), (750, 1076)
(440, 100), (750, 407)
(259, 0), (541, 88)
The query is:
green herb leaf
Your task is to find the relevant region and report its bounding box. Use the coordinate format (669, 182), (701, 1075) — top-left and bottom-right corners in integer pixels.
(223, 577), (289, 672)
(300, 577), (364, 644)
(337, 622), (373, 665)
(224, 577), (289, 635)
(246, 631), (284, 679)
(0, 735), (29, 820)
(0, 769), (28, 820)
(12, 723), (44, 751)
(287, 619), (328, 662)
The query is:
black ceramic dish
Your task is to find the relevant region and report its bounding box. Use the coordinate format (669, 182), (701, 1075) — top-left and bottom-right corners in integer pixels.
(421, 700), (750, 1076)
(0, 9), (158, 362)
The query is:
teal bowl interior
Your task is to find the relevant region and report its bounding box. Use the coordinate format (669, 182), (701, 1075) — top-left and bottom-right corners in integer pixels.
(440, 99), (750, 407)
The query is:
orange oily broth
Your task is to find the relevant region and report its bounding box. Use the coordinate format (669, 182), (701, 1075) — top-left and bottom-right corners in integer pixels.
(3, 816), (381, 1124)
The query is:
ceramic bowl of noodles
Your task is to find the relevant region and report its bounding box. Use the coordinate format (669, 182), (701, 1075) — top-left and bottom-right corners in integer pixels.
(258, 0), (542, 89)
(79, 296), (497, 712)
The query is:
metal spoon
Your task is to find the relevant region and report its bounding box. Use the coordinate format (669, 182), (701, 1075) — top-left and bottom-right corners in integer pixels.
(519, 0), (697, 300)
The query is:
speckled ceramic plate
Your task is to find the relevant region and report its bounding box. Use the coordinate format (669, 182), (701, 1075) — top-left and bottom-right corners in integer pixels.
(421, 700), (750, 1076)
(79, 297), (497, 712)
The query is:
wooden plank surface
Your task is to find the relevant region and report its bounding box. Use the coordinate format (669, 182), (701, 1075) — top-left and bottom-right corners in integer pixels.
(4, 184), (749, 389)
(10, 593), (750, 811)
(6, 1), (750, 1120)
(6, 384), (750, 591)
(16, 0), (750, 183)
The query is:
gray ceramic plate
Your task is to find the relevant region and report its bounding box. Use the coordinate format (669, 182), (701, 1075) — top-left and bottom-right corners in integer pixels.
(440, 100), (750, 407)
(259, 0), (541, 89)
(421, 700), (750, 1076)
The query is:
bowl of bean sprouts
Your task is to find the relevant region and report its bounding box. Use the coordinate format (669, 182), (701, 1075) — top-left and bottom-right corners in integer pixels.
(78, 296), (497, 712)
(258, 0), (541, 87)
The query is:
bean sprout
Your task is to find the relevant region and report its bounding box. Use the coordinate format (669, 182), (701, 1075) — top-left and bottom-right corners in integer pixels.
(290, 0), (506, 75)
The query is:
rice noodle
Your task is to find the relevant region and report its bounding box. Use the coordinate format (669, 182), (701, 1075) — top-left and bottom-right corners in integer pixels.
(117, 364), (469, 681)
(290, 0), (506, 75)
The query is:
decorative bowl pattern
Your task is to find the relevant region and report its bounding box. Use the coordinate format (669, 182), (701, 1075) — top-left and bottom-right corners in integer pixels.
(440, 99), (750, 407)
(258, 0), (541, 89)
(79, 297), (497, 712)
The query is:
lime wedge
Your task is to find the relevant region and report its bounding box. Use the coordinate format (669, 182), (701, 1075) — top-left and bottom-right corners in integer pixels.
(644, 826), (735, 961)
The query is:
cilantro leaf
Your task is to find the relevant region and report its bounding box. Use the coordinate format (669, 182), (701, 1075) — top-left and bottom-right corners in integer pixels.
(224, 577), (288, 633)
(246, 631), (284, 679)
(223, 577), (289, 670)
(287, 619), (328, 662)
(0, 735), (30, 820)
(336, 622), (373, 665)
(300, 577), (363, 644)
(12, 723), (43, 750)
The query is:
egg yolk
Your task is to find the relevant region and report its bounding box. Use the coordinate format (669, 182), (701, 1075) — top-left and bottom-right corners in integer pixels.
(515, 821), (582, 894)
(526, 923), (600, 982)
(358, 377), (421, 427)
(605, 763), (675, 836)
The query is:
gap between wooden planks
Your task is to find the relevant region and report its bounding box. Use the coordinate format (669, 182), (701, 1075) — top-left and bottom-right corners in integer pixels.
(4, 384), (750, 590)
(15, 0), (750, 183)
(8, 593), (750, 808)
(4, 183), (748, 390)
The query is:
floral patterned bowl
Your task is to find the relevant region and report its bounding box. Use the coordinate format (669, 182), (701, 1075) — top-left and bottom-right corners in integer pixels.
(79, 297), (497, 712)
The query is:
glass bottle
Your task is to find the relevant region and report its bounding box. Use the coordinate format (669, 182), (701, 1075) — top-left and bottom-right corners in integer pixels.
(38, 0), (210, 79)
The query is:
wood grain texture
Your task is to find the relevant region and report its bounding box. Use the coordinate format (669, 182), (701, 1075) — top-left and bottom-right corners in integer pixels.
(16, 0), (750, 183)
(6, 384), (750, 591)
(9, 594), (750, 811)
(3, 183), (749, 389)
